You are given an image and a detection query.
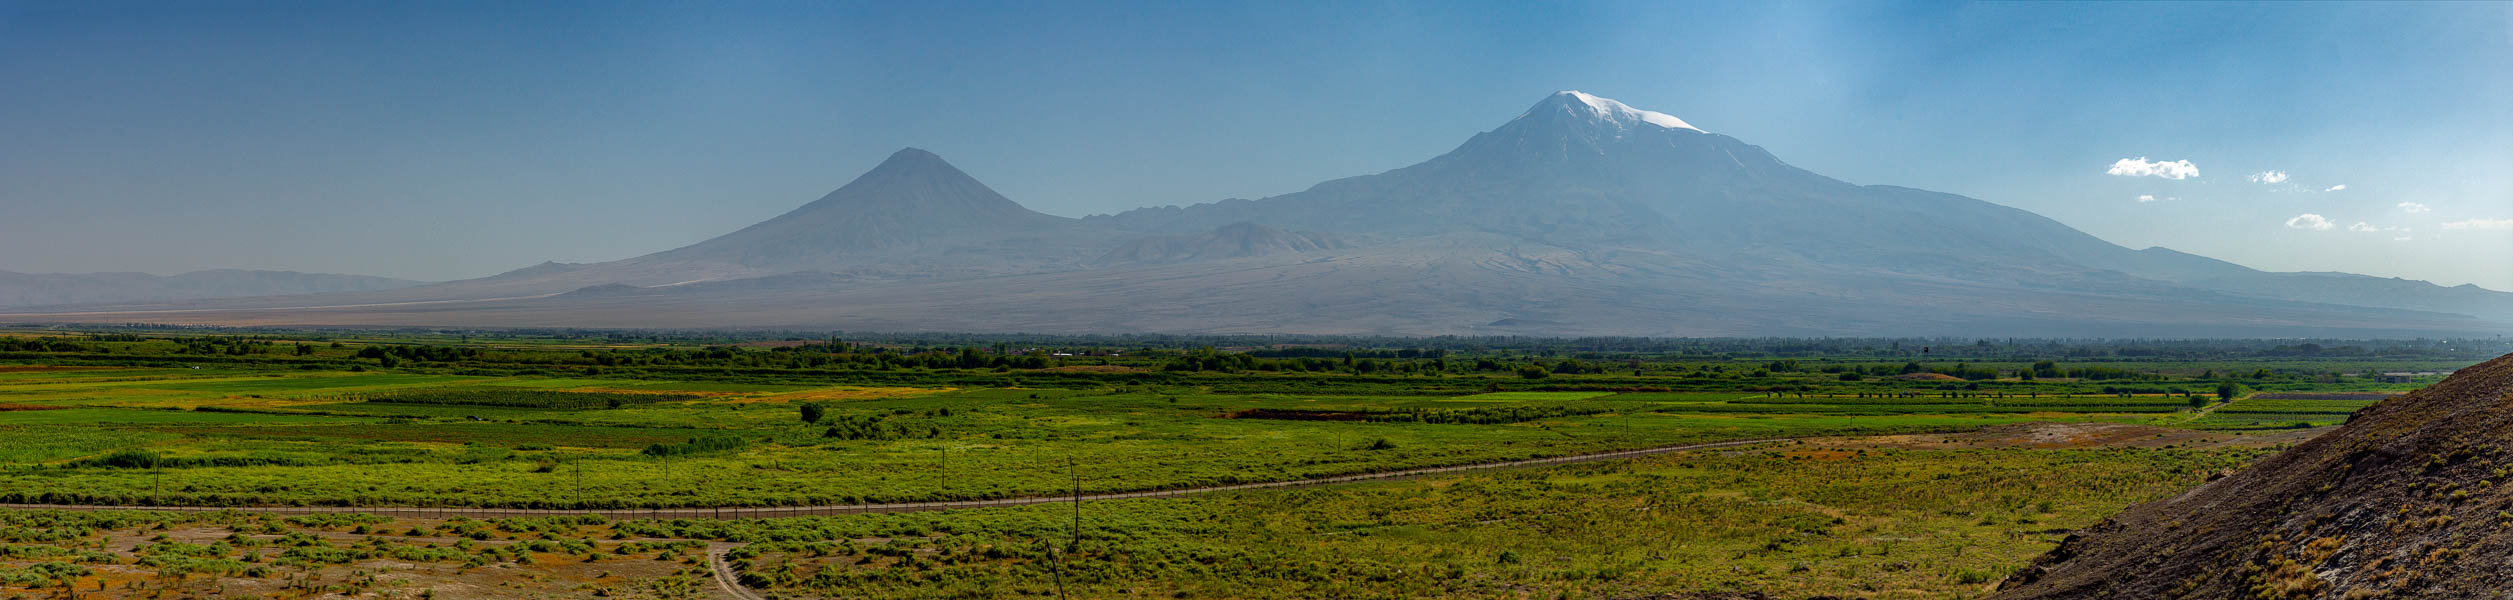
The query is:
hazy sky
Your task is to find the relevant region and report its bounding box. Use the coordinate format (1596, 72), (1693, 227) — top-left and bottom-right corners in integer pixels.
(3, 1), (2508, 289)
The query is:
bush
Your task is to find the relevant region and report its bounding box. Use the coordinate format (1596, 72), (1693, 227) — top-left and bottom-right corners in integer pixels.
(641, 436), (749, 457)
(79, 449), (162, 469)
(821, 415), (940, 441)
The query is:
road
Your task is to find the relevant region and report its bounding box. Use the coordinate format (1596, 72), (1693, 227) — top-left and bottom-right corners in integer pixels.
(0, 437), (1784, 521)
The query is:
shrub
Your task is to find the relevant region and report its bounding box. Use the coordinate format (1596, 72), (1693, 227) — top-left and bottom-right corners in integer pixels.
(642, 436), (749, 457)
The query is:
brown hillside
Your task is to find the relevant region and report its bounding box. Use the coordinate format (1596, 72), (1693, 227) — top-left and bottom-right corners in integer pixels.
(1994, 353), (2513, 599)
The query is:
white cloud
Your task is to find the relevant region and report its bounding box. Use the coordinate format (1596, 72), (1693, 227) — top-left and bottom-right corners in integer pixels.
(2398, 202), (2431, 213)
(2136, 194), (2157, 203)
(2107, 157), (2200, 180)
(2324, 184), (2347, 192)
(2285, 214), (2335, 231)
(2347, 222), (2378, 232)
(2247, 170), (2289, 184)
(2442, 218), (2513, 230)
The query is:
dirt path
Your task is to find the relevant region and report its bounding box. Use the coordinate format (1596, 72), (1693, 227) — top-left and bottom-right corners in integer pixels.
(0, 437), (1785, 520)
(707, 542), (766, 600)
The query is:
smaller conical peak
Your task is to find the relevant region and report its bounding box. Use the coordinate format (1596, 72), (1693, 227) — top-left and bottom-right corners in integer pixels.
(1531, 91), (1703, 132)
(849, 147), (981, 185)
(875, 147), (949, 168)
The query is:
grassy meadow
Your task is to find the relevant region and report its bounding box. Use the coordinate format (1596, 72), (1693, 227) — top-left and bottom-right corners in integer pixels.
(0, 329), (2492, 598)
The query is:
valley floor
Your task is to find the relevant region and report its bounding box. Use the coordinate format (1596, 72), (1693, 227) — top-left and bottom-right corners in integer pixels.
(0, 422), (2303, 600)
(0, 331), (2470, 598)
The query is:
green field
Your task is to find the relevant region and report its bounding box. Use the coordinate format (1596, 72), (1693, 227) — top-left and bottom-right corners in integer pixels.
(0, 330), (2491, 598)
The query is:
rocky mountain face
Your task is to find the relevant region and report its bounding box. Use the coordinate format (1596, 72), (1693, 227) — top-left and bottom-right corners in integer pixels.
(3, 92), (2504, 336)
(0, 269), (421, 309)
(1995, 353), (2513, 598)
(1094, 222), (1349, 266)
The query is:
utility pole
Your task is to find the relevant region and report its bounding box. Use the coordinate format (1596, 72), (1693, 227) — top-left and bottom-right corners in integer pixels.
(574, 455), (583, 510)
(1043, 539), (1067, 600)
(1069, 456), (1081, 549)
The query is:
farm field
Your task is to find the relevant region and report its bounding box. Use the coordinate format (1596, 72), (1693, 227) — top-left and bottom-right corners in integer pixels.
(2188, 391), (2398, 430)
(0, 431), (2277, 600)
(0, 330), (2495, 598)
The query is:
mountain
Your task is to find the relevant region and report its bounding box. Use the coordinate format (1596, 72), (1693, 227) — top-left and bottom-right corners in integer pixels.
(0, 269), (422, 309)
(1092, 91), (2513, 323)
(1995, 353), (2513, 598)
(643, 148), (1086, 271)
(1094, 222), (1349, 266)
(0, 92), (2503, 336)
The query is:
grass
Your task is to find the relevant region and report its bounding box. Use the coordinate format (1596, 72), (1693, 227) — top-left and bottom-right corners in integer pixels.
(628, 443), (2266, 599)
(0, 330), (2485, 597)
(0, 444), (2265, 600)
(0, 347), (2418, 509)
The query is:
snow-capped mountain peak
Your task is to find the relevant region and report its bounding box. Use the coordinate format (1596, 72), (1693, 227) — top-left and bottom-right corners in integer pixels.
(1545, 90), (1703, 132)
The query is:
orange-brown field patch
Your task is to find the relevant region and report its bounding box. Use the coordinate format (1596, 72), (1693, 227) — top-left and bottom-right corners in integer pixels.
(1890, 372), (1965, 382)
(557, 387), (743, 398)
(1804, 421), (2323, 451)
(1038, 364), (1148, 374)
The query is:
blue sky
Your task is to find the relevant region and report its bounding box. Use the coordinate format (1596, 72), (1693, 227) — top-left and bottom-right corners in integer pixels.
(2, 0), (2507, 288)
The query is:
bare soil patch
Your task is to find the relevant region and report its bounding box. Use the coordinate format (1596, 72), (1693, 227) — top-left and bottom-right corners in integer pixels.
(1890, 373), (1965, 382)
(1811, 421), (2324, 451)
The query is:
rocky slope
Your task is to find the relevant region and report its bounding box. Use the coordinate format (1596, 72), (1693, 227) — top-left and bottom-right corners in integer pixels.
(1995, 353), (2513, 598)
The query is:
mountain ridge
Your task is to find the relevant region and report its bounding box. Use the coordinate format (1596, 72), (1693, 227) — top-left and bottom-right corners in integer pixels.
(2, 92), (2503, 336)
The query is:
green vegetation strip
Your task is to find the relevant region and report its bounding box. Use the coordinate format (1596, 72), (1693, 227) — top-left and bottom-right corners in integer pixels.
(0, 437), (1784, 518)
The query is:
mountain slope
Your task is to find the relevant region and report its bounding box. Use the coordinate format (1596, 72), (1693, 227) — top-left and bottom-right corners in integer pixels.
(1096, 92), (2160, 282)
(1995, 353), (2513, 598)
(21, 232), (2480, 337)
(0, 269), (422, 309)
(1094, 222), (1350, 266)
(1098, 91), (2513, 322)
(1, 92), (2501, 335)
(647, 148), (1079, 268)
